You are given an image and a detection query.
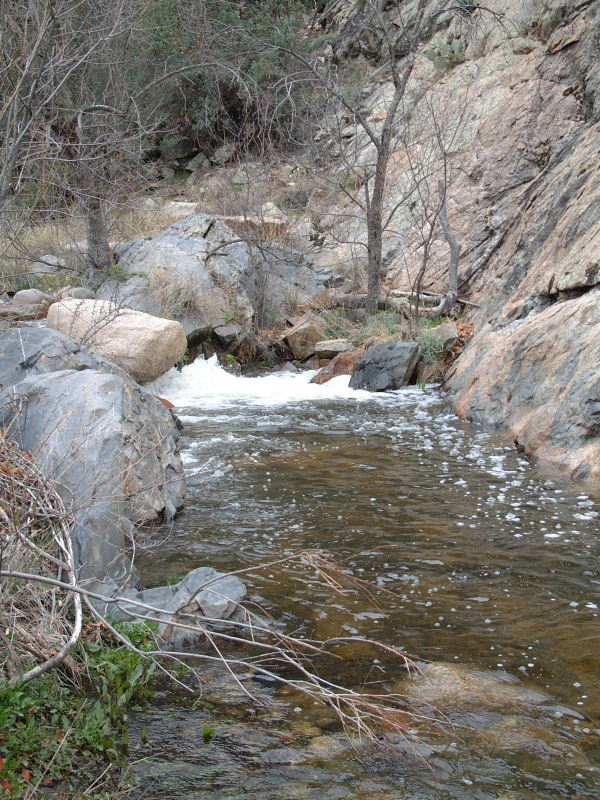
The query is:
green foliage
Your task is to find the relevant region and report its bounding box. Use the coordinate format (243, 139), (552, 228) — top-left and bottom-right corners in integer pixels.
(421, 315), (454, 328)
(129, 0), (317, 148)
(324, 309), (407, 344)
(425, 38), (466, 72)
(202, 724), (215, 743)
(0, 622), (157, 797)
(417, 329), (444, 364)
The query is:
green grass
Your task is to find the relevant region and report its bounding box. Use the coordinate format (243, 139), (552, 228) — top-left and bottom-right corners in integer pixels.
(0, 621), (157, 797)
(323, 309), (408, 345)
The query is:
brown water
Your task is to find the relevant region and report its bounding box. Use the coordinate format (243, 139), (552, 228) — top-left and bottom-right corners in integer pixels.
(130, 358), (600, 799)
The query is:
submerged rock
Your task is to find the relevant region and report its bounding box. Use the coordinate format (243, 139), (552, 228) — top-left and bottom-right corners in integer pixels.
(480, 716), (589, 764)
(396, 663), (548, 712)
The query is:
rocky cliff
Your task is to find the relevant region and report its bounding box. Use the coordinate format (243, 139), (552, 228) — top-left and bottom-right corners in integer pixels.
(315, 0), (600, 485)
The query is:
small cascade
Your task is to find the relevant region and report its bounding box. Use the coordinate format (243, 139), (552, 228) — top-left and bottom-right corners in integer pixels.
(149, 355), (399, 408)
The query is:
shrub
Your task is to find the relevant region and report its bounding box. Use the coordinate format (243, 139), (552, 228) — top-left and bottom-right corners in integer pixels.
(424, 38), (466, 72)
(417, 328), (444, 364)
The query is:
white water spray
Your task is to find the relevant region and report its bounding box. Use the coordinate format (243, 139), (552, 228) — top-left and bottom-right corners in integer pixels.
(149, 355), (389, 409)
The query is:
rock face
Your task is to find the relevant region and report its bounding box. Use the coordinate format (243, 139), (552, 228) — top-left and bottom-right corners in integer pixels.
(99, 214), (331, 345)
(47, 298), (187, 383)
(313, 0), (600, 483)
(0, 327), (185, 585)
(349, 340), (420, 391)
(449, 289), (600, 482)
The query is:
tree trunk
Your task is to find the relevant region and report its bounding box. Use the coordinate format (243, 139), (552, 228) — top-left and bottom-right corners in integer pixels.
(365, 148), (387, 315)
(85, 196), (111, 270)
(437, 180), (459, 296)
(436, 179), (460, 315)
(325, 291), (410, 316)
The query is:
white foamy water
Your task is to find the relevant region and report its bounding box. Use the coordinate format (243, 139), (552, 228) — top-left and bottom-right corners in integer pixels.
(149, 355), (411, 409)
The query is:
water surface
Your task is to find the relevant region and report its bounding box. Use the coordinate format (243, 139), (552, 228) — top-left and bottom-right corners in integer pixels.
(130, 358), (600, 799)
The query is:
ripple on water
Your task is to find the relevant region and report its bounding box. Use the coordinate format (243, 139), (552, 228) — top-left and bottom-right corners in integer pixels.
(136, 358), (600, 799)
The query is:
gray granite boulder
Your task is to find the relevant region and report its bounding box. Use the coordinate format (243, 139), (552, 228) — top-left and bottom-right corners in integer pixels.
(349, 339), (420, 391)
(99, 215), (254, 344)
(61, 286), (96, 300)
(0, 326), (125, 389)
(98, 214), (332, 344)
(13, 288), (53, 306)
(0, 327), (185, 585)
(110, 566), (247, 645)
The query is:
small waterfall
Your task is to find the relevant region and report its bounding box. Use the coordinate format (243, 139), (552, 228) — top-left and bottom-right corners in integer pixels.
(148, 355), (393, 409)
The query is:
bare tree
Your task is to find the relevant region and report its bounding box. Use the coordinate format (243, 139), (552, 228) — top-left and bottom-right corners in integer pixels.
(0, 1), (261, 275)
(244, 1), (504, 316)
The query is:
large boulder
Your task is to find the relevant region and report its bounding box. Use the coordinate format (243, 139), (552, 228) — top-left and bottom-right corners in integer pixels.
(47, 298), (187, 383)
(0, 363), (185, 584)
(245, 242), (325, 323)
(0, 326), (126, 389)
(349, 339), (420, 391)
(100, 215), (254, 344)
(98, 214), (333, 344)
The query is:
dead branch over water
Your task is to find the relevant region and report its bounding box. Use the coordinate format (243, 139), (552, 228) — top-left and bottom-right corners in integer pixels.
(0, 431), (444, 743)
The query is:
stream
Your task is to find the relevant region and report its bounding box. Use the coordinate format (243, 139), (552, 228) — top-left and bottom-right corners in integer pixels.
(130, 357), (600, 800)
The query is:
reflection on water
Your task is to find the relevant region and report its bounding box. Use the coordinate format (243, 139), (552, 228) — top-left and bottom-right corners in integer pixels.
(134, 358), (600, 799)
